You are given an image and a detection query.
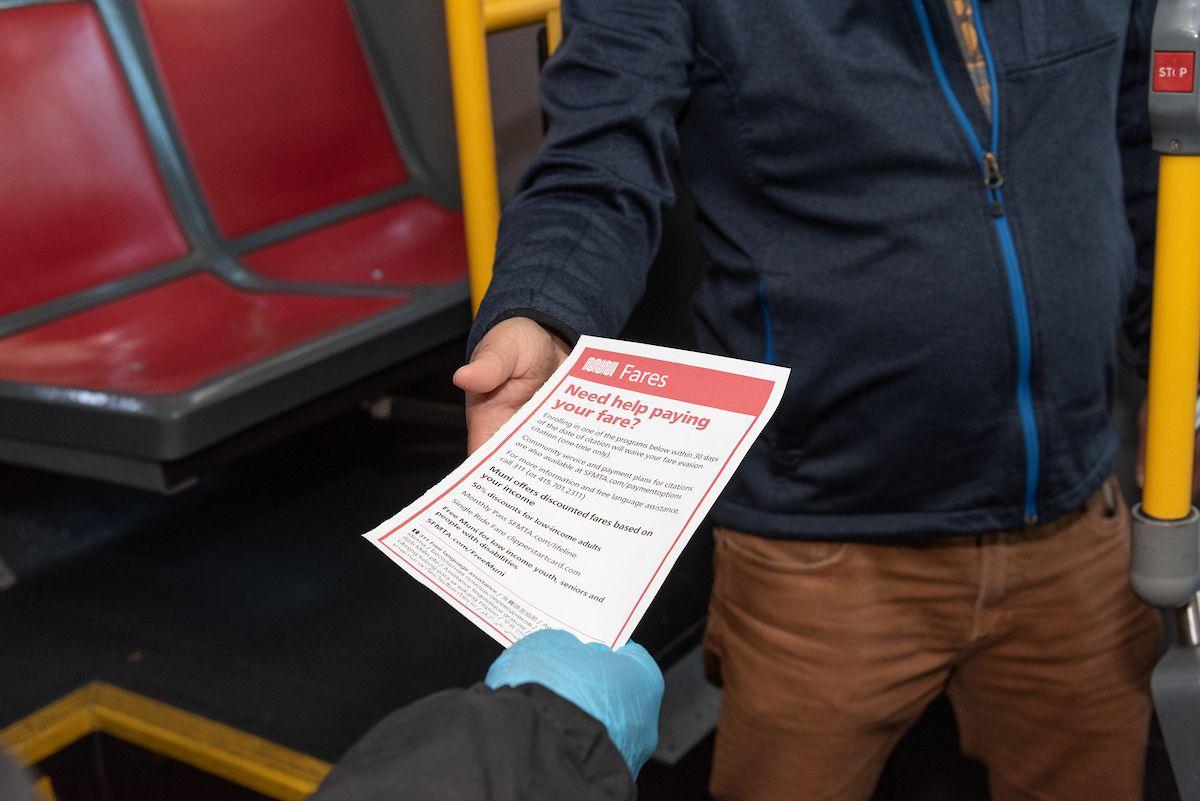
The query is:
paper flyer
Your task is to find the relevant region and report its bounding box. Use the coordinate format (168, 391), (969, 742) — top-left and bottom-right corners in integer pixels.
(364, 336), (790, 648)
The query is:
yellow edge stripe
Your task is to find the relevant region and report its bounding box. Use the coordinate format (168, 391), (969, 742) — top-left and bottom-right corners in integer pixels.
(90, 683), (331, 801)
(0, 686), (94, 765)
(1, 683), (332, 801)
(34, 777), (54, 801)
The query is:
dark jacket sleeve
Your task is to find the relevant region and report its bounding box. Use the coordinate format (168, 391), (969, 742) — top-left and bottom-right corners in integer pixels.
(467, 0), (693, 355)
(1119, 0), (1160, 376)
(308, 683), (636, 801)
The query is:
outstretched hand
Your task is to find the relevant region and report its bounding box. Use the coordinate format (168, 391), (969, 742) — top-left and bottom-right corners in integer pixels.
(453, 318), (571, 454)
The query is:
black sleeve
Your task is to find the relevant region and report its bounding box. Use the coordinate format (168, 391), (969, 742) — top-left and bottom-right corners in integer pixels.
(1119, 0), (1159, 376)
(466, 0), (694, 356)
(308, 683), (636, 801)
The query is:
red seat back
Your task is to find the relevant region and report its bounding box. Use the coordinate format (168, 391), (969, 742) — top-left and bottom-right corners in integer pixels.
(0, 3), (189, 318)
(137, 0), (410, 238)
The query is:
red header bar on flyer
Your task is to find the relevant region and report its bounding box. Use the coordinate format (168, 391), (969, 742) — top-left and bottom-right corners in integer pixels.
(567, 347), (775, 416)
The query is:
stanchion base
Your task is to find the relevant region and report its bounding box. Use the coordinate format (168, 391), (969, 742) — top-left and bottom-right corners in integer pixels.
(1131, 503), (1200, 608)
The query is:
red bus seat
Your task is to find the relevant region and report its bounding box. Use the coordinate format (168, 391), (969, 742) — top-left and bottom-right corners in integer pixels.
(0, 3), (188, 317)
(135, 0), (409, 238)
(135, 0), (465, 290)
(0, 273), (402, 396)
(241, 198), (466, 287)
(0, 1), (469, 484)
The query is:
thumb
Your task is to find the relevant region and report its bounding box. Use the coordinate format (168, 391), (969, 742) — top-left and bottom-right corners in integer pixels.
(454, 338), (520, 395)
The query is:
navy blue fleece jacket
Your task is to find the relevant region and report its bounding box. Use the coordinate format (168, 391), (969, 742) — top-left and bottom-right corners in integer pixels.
(471, 0), (1158, 539)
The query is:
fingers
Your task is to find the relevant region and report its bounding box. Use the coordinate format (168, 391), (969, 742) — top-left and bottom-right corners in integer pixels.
(464, 392), (517, 453)
(1136, 401), (1148, 488)
(615, 641), (655, 664)
(1193, 434), (1200, 498)
(1136, 439), (1146, 488)
(466, 413), (496, 455)
(616, 642), (664, 693)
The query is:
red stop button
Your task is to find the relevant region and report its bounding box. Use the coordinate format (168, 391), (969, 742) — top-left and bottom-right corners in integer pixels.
(1154, 51), (1196, 93)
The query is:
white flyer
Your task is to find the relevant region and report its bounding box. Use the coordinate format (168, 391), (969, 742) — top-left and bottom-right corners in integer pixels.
(364, 335), (790, 648)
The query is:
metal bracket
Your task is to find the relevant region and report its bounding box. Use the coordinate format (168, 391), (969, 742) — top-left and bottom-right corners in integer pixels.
(1152, 594), (1200, 800)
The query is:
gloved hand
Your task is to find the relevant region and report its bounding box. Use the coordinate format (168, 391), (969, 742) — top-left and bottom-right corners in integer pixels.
(485, 629), (664, 778)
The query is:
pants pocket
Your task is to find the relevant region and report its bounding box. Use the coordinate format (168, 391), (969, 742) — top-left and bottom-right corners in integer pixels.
(714, 526), (850, 574)
(1083, 475), (1122, 523)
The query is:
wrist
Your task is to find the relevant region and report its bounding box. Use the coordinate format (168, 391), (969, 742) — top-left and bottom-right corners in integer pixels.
(492, 308), (580, 350)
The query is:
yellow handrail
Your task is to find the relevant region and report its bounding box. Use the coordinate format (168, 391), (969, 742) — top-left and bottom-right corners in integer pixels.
(445, 0), (562, 313)
(484, 0), (559, 32)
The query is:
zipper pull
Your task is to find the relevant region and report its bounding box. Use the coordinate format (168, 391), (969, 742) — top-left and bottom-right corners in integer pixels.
(983, 151), (1004, 190)
(983, 151), (1005, 216)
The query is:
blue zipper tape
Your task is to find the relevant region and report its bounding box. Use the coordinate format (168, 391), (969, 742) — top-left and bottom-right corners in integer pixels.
(912, 0), (1040, 522)
(993, 216), (1040, 522)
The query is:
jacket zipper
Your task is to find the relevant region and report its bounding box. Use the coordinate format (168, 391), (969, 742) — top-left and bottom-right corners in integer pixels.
(912, 0), (1040, 524)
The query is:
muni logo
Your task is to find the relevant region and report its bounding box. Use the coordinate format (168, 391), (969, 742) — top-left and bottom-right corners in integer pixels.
(581, 357), (619, 377)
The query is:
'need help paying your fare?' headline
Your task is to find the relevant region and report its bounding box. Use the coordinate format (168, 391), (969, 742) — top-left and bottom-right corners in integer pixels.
(363, 336), (790, 649)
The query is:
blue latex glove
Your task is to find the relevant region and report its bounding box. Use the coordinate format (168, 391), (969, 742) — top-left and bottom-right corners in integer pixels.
(485, 629), (664, 778)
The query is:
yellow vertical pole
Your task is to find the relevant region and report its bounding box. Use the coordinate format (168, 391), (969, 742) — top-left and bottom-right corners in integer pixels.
(1143, 154), (1200, 520)
(546, 9), (563, 53)
(445, 0), (502, 313)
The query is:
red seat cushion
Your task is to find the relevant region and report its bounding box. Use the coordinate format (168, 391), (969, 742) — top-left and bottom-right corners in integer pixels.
(136, 0), (409, 238)
(0, 3), (189, 318)
(242, 198), (467, 287)
(0, 273), (404, 395)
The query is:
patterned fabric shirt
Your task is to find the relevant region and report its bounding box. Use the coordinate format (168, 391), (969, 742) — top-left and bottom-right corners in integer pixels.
(944, 0), (992, 119)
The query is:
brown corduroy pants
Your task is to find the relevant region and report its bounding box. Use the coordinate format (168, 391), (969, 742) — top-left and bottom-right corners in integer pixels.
(703, 477), (1162, 801)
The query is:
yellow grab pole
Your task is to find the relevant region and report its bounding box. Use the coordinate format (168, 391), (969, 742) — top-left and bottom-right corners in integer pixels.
(1143, 154), (1200, 520)
(447, 0), (562, 312)
(546, 8), (563, 53)
(446, 0), (503, 313)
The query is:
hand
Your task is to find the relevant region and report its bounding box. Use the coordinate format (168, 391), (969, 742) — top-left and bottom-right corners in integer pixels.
(453, 318), (571, 454)
(1135, 399), (1200, 496)
(485, 629), (664, 778)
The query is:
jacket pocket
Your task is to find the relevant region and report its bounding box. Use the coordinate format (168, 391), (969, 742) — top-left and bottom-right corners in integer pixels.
(1012, 0), (1126, 71)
